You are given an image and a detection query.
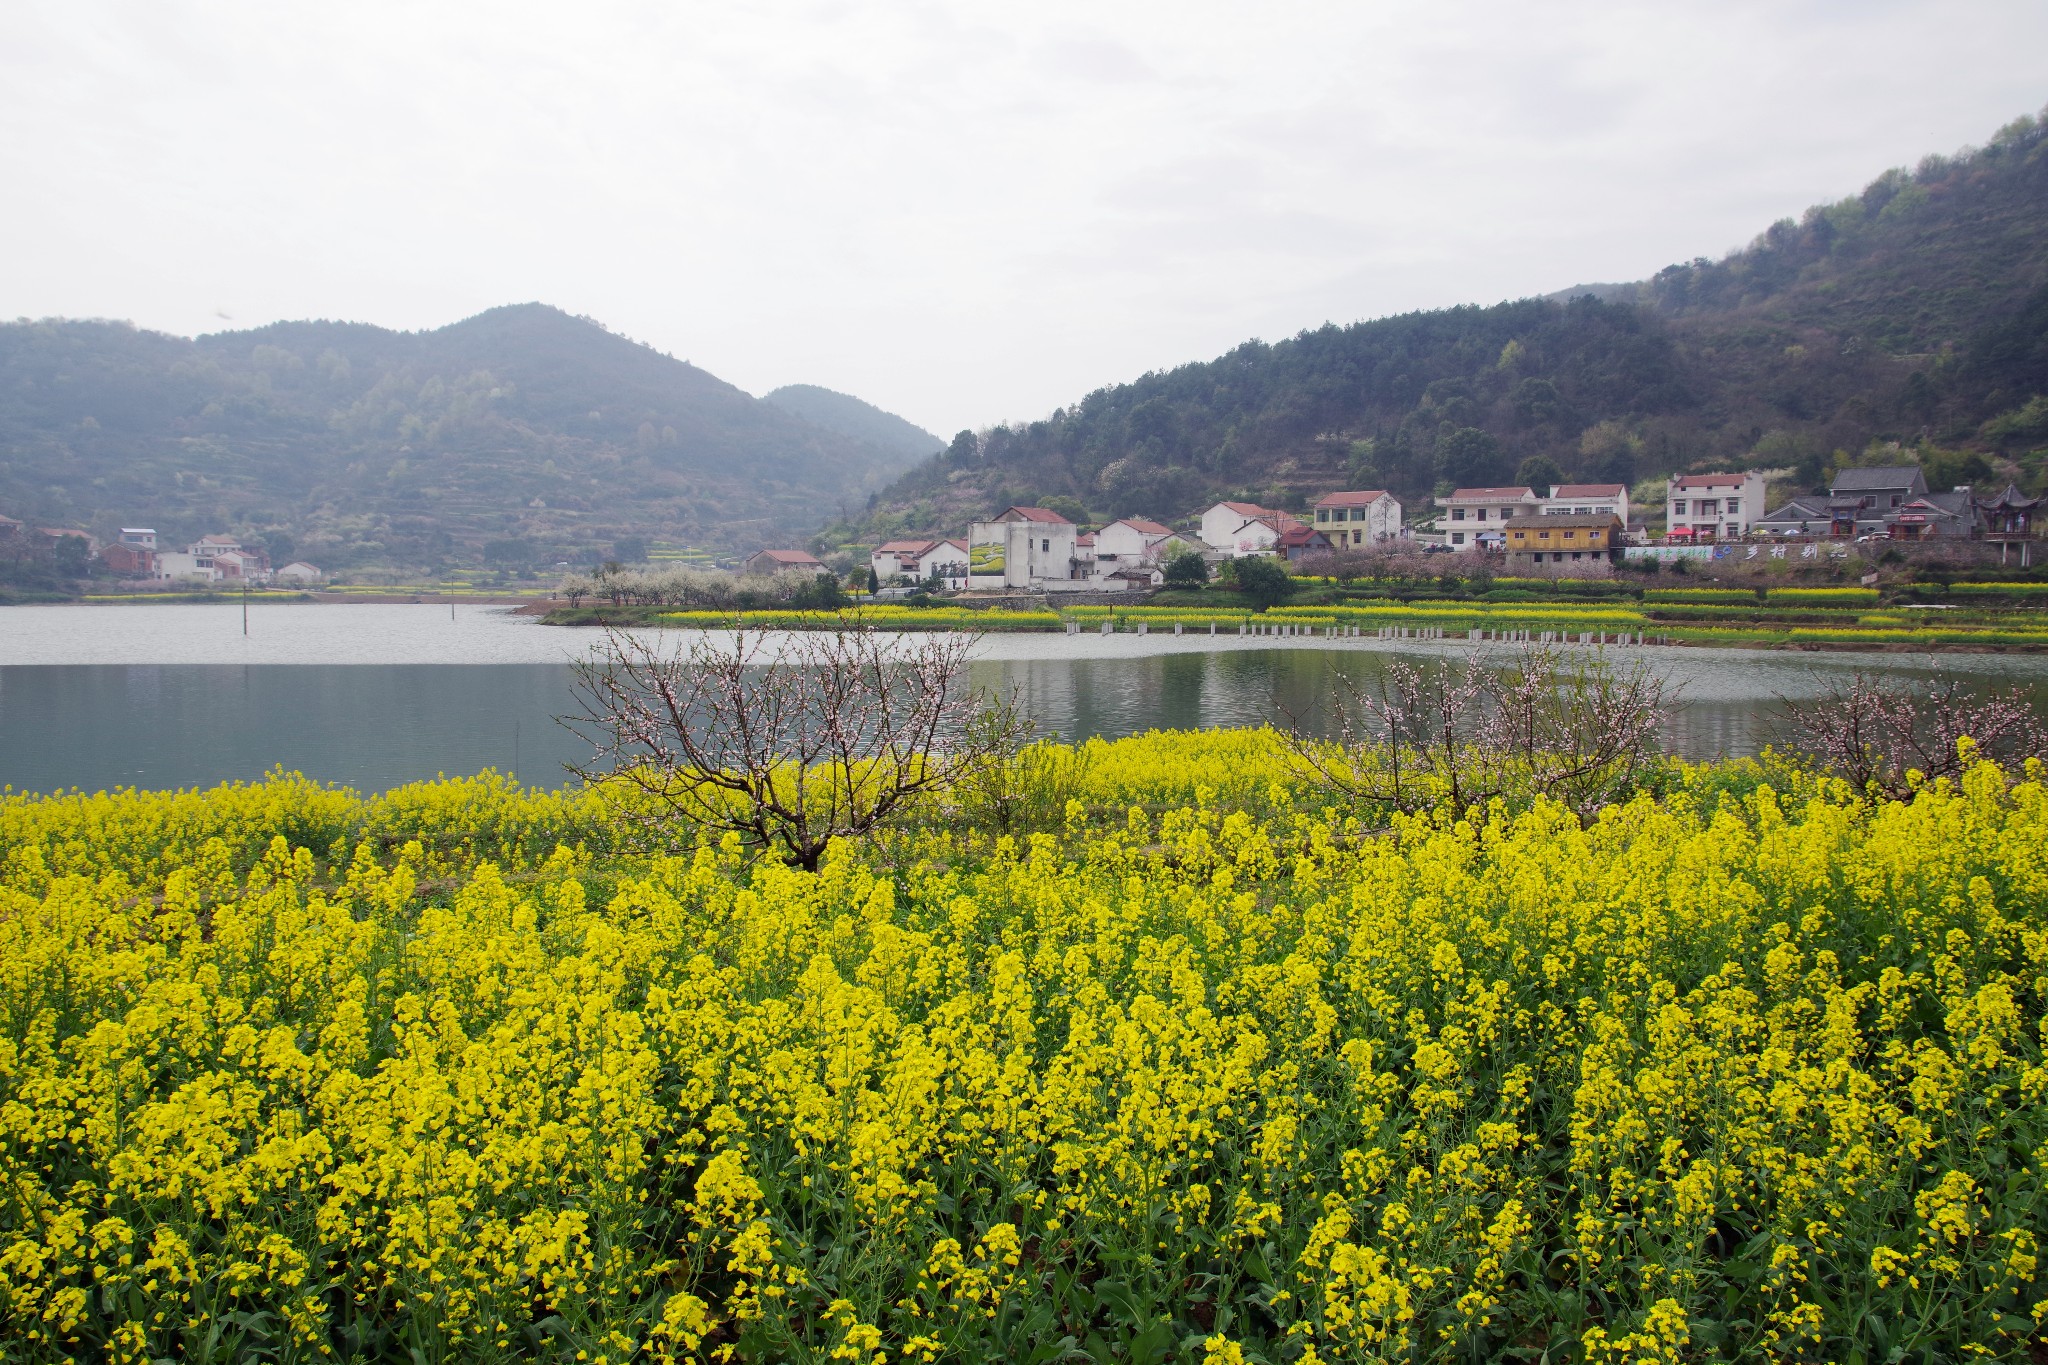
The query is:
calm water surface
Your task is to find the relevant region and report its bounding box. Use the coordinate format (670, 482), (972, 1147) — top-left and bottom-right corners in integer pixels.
(5, 603), (2047, 793)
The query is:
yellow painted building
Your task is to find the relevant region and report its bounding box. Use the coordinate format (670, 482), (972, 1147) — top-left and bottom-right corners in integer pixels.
(1503, 513), (1623, 569)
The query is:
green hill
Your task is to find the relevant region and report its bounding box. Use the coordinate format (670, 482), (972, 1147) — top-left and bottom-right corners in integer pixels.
(761, 385), (942, 464)
(0, 303), (920, 572)
(828, 107), (2048, 550)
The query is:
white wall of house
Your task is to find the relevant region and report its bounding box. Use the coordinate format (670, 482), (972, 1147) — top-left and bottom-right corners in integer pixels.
(1312, 494), (1404, 547)
(1434, 488), (1539, 550)
(1198, 503), (1269, 552)
(1540, 485), (1630, 527)
(1667, 471), (1767, 540)
(967, 517), (1077, 588)
(155, 551), (214, 582)
(915, 540), (968, 586)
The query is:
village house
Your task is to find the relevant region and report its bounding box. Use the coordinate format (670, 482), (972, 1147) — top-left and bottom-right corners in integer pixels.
(0, 513), (21, 541)
(1885, 488), (1981, 540)
(1753, 496), (1831, 537)
(1311, 490), (1404, 547)
(1503, 513), (1623, 570)
(869, 538), (968, 588)
(1666, 471), (1767, 542)
(1084, 518), (1210, 584)
(1276, 523), (1335, 561)
(99, 527), (158, 577)
(742, 548), (826, 576)
(1198, 501), (1272, 552)
(1433, 486), (1539, 550)
(967, 506), (1081, 589)
(1822, 465), (1927, 537)
(1540, 483), (1630, 527)
(274, 561), (326, 585)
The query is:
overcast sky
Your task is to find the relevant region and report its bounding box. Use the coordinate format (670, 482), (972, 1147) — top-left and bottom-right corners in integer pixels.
(4, 1), (2045, 437)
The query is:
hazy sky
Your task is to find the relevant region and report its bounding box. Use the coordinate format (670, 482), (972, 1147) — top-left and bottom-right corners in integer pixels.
(4, 1), (2045, 437)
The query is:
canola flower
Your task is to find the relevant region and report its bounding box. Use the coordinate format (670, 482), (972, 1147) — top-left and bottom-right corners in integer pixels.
(2, 731), (2046, 1362)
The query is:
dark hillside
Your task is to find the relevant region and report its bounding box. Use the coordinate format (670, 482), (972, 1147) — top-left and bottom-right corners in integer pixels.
(827, 107), (2048, 550)
(0, 305), (918, 571)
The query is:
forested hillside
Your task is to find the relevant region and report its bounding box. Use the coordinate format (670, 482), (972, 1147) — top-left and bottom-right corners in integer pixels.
(762, 385), (942, 463)
(830, 108), (2048, 550)
(0, 304), (921, 572)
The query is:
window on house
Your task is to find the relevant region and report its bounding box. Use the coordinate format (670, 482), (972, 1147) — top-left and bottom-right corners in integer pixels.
(1476, 509), (1487, 521)
(1891, 495), (1903, 507)
(1538, 531), (1551, 540)
(1451, 532), (1466, 545)
(1315, 509), (1327, 522)
(1041, 538), (1050, 552)
(1451, 508), (1466, 521)
(1351, 530), (1362, 545)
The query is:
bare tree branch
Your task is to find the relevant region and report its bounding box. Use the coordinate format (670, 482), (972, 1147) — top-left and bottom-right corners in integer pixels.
(560, 623), (1029, 869)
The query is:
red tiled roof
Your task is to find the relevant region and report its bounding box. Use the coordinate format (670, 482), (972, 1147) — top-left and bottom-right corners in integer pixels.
(1212, 500), (1269, 516)
(875, 539), (935, 555)
(1114, 517), (1173, 535)
(1446, 487), (1535, 501)
(1000, 506), (1072, 524)
(1670, 473), (1751, 490)
(1549, 483), (1625, 499)
(1315, 490), (1390, 507)
(753, 549), (823, 565)
(1278, 524), (1329, 546)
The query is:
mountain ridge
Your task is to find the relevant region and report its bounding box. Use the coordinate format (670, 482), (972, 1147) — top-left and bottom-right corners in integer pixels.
(0, 303), (921, 571)
(822, 105), (2048, 554)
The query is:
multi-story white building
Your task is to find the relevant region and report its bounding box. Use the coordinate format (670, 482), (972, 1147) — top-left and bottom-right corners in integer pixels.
(1666, 471), (1767, 542)
(1433, 486), (1539, 550)
(1540, 483), (1629, 528)
(967, 506), (1081, 589)
(1311, 490), (1404, 547)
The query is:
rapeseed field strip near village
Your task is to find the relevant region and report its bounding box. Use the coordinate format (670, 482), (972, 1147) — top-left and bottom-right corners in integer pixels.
(2, 732), (2046, 1362)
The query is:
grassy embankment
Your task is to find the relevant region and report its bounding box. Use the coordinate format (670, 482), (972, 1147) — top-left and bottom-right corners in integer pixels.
(3, 730), (2044, 1362)
(540, 578), (2048, 649)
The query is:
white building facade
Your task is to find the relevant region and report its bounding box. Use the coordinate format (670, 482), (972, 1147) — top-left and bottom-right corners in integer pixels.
(1311, 490), (1404, 547)
(1433, 486), (1539, 550)
(1198, 502), (1275, 556)
(967, 507), (1080, 589)
(1540, 483), (1630, 528)
(1667, 471), (1767, 542)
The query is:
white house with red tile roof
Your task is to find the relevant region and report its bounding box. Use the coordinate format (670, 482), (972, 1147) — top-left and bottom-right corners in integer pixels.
(1199, 501), (1274, 553)
(1540, 483), (1630, 527)
(1311, 490), (1404, 547)
(870, 538), (968, 587)
(743, 548), (826, 575)
(967, 507), (1081, 588)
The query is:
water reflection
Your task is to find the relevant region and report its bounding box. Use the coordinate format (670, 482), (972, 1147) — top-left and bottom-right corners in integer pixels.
(3, 647), (2046, 794)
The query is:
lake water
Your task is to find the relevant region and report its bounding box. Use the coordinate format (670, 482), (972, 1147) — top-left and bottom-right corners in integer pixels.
(5, 602), (2048, 793)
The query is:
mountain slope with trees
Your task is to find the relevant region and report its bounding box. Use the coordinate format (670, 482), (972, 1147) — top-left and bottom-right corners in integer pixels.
(761, 385), (942, 464)
(828, 107), (2048, 551)
(0, 304), (921, 572)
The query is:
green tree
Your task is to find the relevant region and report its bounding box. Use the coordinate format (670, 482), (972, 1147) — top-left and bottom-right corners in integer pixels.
(1514, 454), (1565, 494)
(1232, 554), (1294, 609)
(867, 566), (880, 594)
(1161, 547), (1208, 588)
(945, 430), (979, 463)
(1434, 427), (1504, 486)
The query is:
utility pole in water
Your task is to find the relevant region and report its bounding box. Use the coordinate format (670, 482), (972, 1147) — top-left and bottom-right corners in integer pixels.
(242, 579), (249, 635)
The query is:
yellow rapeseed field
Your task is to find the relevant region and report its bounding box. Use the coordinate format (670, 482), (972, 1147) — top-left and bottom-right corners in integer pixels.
(2, 731), (2044, 1362)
